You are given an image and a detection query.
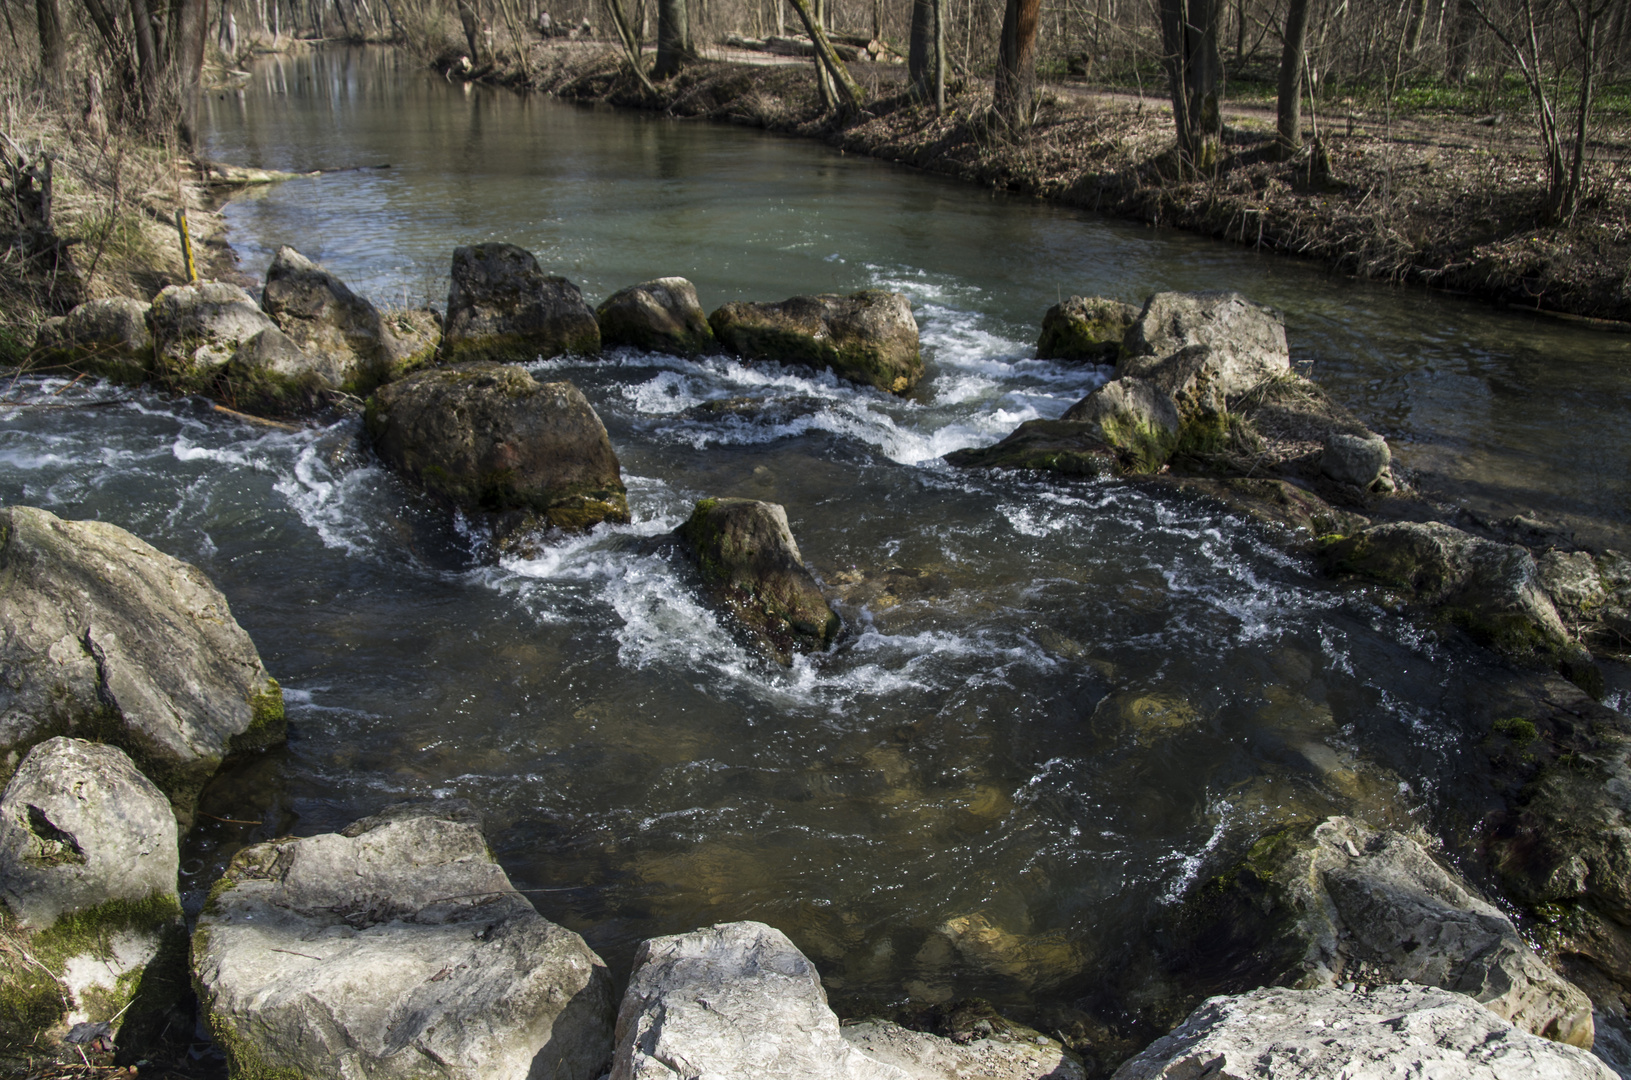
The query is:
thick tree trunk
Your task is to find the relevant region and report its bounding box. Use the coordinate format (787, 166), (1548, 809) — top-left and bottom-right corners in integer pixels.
(35, 0), (68, 92)
(1159, 0), (1223, 168)
(932, 0), (945, 112)
(654, 0), (689, 76)
(786, 0), (864, 112)
(994, 0), (1040, 129)
(1445, 0), (1476, 82)
(1275, 0), (1312, 155)
(172, 0), (209, 149)
(909, 0), (931, 95)
(456, 0), (483, 59)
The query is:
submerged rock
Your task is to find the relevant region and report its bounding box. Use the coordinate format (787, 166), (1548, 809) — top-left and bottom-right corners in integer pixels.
(32, 297), (153, 382)
(0, 506), (285, 821)
(366, 363), (629, 531)
(259, 245), (403, 391)
(674, 498), (840, 663)
(842, 1020), (1084, 1080)
(1110, 985), (1614, 1080)
(441, 242), (601, 363)
(1035, 296), (1139, 363)
(709, 290), (922, 394)
(610, 921), (905, 1080)
(597, 276), (715, 356)
(1118, 291), (1290, 399)
(147, 280), (280, 377)
(195, 800), (615, 1080)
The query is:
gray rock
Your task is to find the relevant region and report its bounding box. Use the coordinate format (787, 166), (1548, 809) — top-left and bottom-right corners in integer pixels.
(841, 1020), (1083, 1080)
(675, 498), (839, 663)
(1119, 291), (1291, 401)
(1059, 377), (1181, 472)
(442, 243), (601, 363)
(0, 505), (285, 821)
(1321, 431), (1392, 490)
(0, 737), (178, 929)
(1539, 550), (1610, 616)
(365, 363), (630, 531)
(260, 245), (397, 391)
(227, 325), (313, 379)
(1110, 985), (1615, 1080)
(610, 921), (908, 1080)
(943, 419), (1119, 476)
(709, 291), (922, 394)
(597, 277), (715, 357)
(147, 281), (280, 374)
(33, 297), (153, 382)
(1035, 297), (1139, 363)
(195, 800), (615, 1080)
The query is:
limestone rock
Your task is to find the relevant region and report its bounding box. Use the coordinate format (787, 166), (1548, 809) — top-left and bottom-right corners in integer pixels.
(597, 277), (715, 356)
(259, 245), (397, 391)
(610, 921), (907, 1080)
(365, 363), (630, 531)
(147, 280), (279, 376)
(0, 737), (178, 929)
(943, 419), (1117, 476)
(842, 1020), (1083, 1080)
(1060, 377), (1182, 472)
(1320, 520), (1571, 657)
(33, 297), (153, 382)
(0, 505), (285, 820)
(709, 291), (922, 394)
(1321, 432), (1393, 491)
(194, 800), (615, 1080)
(1110, 986), (1615, 1080)
(675, 498), (839, 662)
(1035, 297), (1138, 363)
(1119, 291), (1290, 400)
(441, 243), (601, 363)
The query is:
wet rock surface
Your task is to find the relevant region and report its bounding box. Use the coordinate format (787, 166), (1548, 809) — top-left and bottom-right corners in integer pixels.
(366, 362), (630, 531)
(0, 505), (285, 820)
(194, 800), (615, 1080)
(1035, 296), (1138, 363)
(32, 297), (153, 381)
(441, 242), (601, 363)
(709, 290), (922, 394)
(259, 245), (400, 390)
(597, 276), (716, 356)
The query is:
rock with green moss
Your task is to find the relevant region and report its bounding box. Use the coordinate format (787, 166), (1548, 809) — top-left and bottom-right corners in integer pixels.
(366, 363), (630, 532)
(1035, 296), (1139, 363)
(675, 498), (840, 663)
(32, 297), (153, 382)
(708, 291), (921, 394)
(942, 419), (1118, 476)
(260, 246), (402, 395)
(441, 243), (601, 363)
(1060, 377), (1182, 472)
(1119, 291), (1290, 400)
(147, 281), (281, 381)
(597, 277), (715, 357)
(1320, 521), (1572, 660)
(194, 800), (615, 1080)
(0, 505), (286, 823)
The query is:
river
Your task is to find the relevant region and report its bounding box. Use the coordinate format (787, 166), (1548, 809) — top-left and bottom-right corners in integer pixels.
(3, 45), (1627, 1033)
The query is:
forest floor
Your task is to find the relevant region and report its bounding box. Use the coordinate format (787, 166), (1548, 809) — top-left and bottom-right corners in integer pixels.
(450, 40), (1631, 326)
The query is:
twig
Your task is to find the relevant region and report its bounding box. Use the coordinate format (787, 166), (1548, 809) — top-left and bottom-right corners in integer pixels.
(202, 812), (263, 825)
(212, 404), (300, 431)
(271, 948), (324, 961)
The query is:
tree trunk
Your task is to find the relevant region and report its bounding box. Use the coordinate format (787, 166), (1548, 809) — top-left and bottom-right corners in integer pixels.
(932, 0), (945, 111)
(994, 0), (1040, 129)
(456, 0), (483, 58)
(1404, 0), (1429, 52)
(786, 0), (864, 112)
(1159, 0), (1223, 168)
(35, 0), (68, 92)
(654, 0), (689, 76)
(1275, 0), (1312, 155)
(909, 0), (931, 96)
(173, 0), (209, 149)
(1445, 0), (1475, 83)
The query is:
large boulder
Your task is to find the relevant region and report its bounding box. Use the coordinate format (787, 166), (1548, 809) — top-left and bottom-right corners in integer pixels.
(674, 498), (840, 663)
(259, 245), (400, 392)
(610, 921), (907, 1080)
(0, 505), (285, 820)
(1110, 986), (1615, 1080)
(841, 1020), (1083, 1080)
(1320, 521), (1571, 658)
(1035, 296), (1139, 363)
(945, 378), (1179, 476)
(709, 291), (922, 394)
(0, 737), (187, 1054)
(1118, 291), (1290, 400)
(597, 277), (715, 356)
(147, 280), (280, 378)
(194, 800), (615, 1080)
(943, 420), (1118, 476)
(32, 297), (153, 382)
(365, 363), (630, 531)
(441, 243), (601, 363)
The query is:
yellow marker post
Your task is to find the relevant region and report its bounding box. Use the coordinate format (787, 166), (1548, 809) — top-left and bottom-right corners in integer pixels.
(175, 208), (198, 283)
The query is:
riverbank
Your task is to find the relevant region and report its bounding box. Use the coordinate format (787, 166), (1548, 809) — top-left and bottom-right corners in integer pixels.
(443, 42), (1631, 326)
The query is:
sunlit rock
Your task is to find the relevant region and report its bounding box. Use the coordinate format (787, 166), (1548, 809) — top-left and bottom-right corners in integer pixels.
(709, 290), (922, 394)
(1035, 296), (1138, 363)
(32, 297), (152, 382)
(260, 245), (406, 391)
(1321, 431), (1394, 491)
(597, 276), (715, 356)
(195, 800), (615, 1080)
(843, 1018), (1085, 1080)
(148, 280), (279, 374)
(674, 497), (839, 663)
(0, 505), (285, 822)
(1118, 291), (1290, 400)
(441, 242), (601, 363)
(365, 362), (629, 531)
(1111, 985), (1614, 1080)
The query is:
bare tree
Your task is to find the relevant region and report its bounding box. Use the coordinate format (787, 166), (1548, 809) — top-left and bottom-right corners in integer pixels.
(1275, 0), (1312, 155)
(1159, 0), (1223, 168)
(655, 0), (691, 75)
(35, 0), (68, 91)
(994, 0), (1040, 128)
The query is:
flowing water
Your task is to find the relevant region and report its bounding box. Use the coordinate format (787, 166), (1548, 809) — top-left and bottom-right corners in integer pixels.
(4, 46), (1630, 1025)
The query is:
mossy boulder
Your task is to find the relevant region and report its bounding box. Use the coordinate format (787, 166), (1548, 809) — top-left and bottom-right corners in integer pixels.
(708, 291), (921, 394)
(259, 245), (402, 394)
(1120, 291), (1291, 400)
(194, 800), (615, 1080)
(1060, 376), (1182, 471)
(675, 498), (840, 663)
(0, 505), (286, 823)
(943, 418), (1118, 475)
(1035, 296), (1139, 362)
(147, 281), (281, 385)
(365, 363), (630, 531)
(597, 277), (715, 356)
(32, 297), (153, 382)
(441, 242), (601, 363)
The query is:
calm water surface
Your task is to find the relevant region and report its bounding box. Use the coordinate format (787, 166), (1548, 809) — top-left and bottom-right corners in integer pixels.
(2, 47), (1626, 1021)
